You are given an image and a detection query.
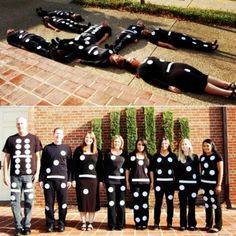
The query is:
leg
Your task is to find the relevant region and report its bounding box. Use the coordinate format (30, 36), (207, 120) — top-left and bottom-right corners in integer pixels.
(188, 189), (197, 228)
(10, 176), (23, 230)
(140, 185), (150, 228)
(204, 83), (234, 98)
(179, 190), (187, 228)
(87, 212), (95, 231)
(106, 184), (116, 229)
(214, 192), (222, 230)
(165, 189), (174, 227)
(154, 185), (164, 226)
(116, 184), (126, 229)
(22, 175), (34, 230)
(132, 185), (142, 228)
(56, 180), (68, 230)
(208, 75), (231, 89)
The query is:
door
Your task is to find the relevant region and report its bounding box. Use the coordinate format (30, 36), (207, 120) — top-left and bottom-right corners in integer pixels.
(0, 107), (28, 201)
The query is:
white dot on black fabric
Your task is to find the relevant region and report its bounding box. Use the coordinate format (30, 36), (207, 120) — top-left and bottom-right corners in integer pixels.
(24, 138), (30, 144)
(212, 204), (217, 209)
(186, 166), (192, 172)
(168, 195), (173, 200)
(120, 186), (126, 191)
(205, 203), (209, 208)
(61, 183), (66, 189)
(157, 169), (162, 175)
(26, 163), (31, 169)
(131, 156), (136, 161)
(53, 160), (59, 166)
(201, 156), (205, 162)
(44, 184), (50, 189)
(15, 170), (20, 175)
(10, 195), (16, 201)
(28, 193), (34, 199)
(15, 144), (21, 149)
(184, 68), (191, 73)
(46, 168), (51, 174)
(109, 201), (115, 207)
(202, 170), (205, 175)
(203, 44), (208, 47)
(80, 155), (85, 161)
(209, 170), (215, 175)
(142, 203), (148, 209)
(203, 196), (208, 201)
(209, 190), (214, 195)
(120, 168), (124, 173)
(93, 50), (99, 55)
(155, 186), (161, 192)
(26, 169), (32, 175)
(138, 160), (144, 166)
(79, 45), (84, 50)
(192, 174), (197, 179)
(142, 216), (147, 221)
(88, 164), (94, 170)
(15, 164), (20, 169)
(168, 169), (172, 175)
(211, 197), (215, 203)
(25, 39), (30, 43)
(11, 182), (17, 188)
(25, 158), (31, 163)
(62, 203), (67, 209)
(134, 205), (139, 210)
(15, 158), (20, 163)
(147, 60), (153, 65)
(83, 189), (89, 195)
(142, 191), (148, 197)
(204, 163), (209, 168)
(133, 192), (139, 197)
(135, 217), (140, 223)
(120, 200), (125, 206)
(179, 185), (185, 191)
(157, 157), (162, 163)
(108, 187), (114, 193)
(45, 206), (50, 211)
(61, 150), (66, 156)
(181, 37), (186, 40)
(168, 157), (173, 162)
(210, 155), (215, 161)
(26, 183), (33, 188)
(36, 46), (42, 50)
(111, 155), (116, 160)
(151, 31), (155, 35)
(191, 192), (197, 198)
(16, 138), (22, 144)
(25, 150), (30, 155)
(192, 41), (197, 45)
(24, 144), (30, 149)
(15, 151), (21, 156)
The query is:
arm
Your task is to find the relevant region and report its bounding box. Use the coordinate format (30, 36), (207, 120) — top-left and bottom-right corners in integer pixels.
(43, 18), (60, 32)
(3, 153), (11, 186)
(67, 147), (73, 188)
(95, 33), (110, 46)
(215, 161), (223, 194)
(33, 151), (41, 184)
(157, 41), (177, 50)
(125, 169), (130, 190)
(150, 171), (154, 190)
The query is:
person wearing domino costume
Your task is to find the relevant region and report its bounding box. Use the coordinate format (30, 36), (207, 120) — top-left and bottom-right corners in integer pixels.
(3, 117), (42, 236)
(103, 135), (127, 231)
(39, 128), (73, 233)
(124, 137), (153, 230)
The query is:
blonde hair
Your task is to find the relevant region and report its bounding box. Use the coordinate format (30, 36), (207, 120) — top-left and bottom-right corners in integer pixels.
(111, 135), (124, 150)
(178, 138), (194, 162)
(82, 131), (98, 154)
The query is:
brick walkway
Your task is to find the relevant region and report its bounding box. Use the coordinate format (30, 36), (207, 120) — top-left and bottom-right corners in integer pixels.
(0, 204), (235, 236)
(0, 42), (181, 106)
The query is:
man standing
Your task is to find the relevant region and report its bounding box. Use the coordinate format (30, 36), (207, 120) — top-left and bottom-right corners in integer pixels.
(39, 128), (72, 233)
(3, 117), (42, 236)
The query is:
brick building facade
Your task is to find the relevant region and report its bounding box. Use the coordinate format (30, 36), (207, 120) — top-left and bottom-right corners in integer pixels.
(26, 106), (236, 207)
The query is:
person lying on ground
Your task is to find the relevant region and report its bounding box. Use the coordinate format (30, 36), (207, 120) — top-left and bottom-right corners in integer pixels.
(6, 29), (52, 58)
(36, 7), (84, 22)
(42, 16), (90, 33)
(141, 27), (218, 52)
(106, 20), (146, 53)
(124, 56), (236, 99)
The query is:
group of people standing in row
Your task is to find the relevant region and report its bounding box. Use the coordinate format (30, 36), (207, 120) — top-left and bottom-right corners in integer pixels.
(3, 117), (223, 236)
(6, 8), (236, 99)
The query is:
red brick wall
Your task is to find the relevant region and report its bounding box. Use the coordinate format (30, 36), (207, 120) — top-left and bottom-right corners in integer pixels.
(29, 106), (235, 207)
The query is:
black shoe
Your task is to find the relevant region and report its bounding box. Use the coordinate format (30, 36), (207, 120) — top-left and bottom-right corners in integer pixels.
(141, 226), (147, 230)
(22, 228), (31, 235)
(209, 227), (220, 233)
(15, 228), (22, 236)
(167, 224), (173, 230)
(58, 225), (65, 232)
(47, 224), (54, 232)
(189, 226), (195, 231)
(136, 225), (142, 230)
(115, 226), (123, 231)
(180, 226), (186, 231)
(108, 227), (114, 231)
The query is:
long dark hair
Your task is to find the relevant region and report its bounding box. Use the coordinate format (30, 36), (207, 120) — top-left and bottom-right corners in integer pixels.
(134, 137), (150, 166)
(202, 138), (219, 156)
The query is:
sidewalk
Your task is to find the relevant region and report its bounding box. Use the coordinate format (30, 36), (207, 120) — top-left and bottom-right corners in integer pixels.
(0, 204), (236, 236)
(0, 0), (235, 106)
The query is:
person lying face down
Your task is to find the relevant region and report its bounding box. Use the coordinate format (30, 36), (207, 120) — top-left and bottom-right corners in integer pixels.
(42, 16), (90, 33)
(141, 28), (218, 52)
(6, 29), (52, 58)
(36, 7), (84, 22)
(125, 56), (236, 99)
(106, 20), (146, 53)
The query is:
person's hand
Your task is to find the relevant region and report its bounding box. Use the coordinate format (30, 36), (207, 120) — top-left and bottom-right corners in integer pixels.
(55, 29), (60, 32)
(215, 185), (222, 194)
(126, 182), (130, 191)
(168, 86), (182, 93)
(39, 181), (44, 189)
(72, 181), (76, 188)
(67, 182), (72, 189)
(32, 173), (39, 184)
(3, 175), (10, 187)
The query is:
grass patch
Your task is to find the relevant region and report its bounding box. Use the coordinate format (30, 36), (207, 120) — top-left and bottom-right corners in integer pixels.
(72, 0), (236, 28)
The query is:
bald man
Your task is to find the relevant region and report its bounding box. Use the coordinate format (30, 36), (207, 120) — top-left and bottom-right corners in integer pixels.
(3, 117), (42, 236)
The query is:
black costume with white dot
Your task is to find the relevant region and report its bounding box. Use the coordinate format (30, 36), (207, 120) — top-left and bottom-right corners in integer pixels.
(138, 57), (208, 94)
(150, 28), (216, 52)
(151, 152), (177, 226)
(103, 150), (127, 229)
(45, 16), (89, 34)
(176, 155), (200, 228)
(73, 147), (103, 212)
(200, 153), (223, 229)
(7, 30), (52, 58)
(112, 24), (144, 52)
(39, 143), (72, 227)
(124, 152), (151, 228)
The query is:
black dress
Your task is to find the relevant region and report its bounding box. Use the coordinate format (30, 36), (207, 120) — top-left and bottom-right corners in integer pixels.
(138, 56), (208, 94)
(73, 147), (103, 212)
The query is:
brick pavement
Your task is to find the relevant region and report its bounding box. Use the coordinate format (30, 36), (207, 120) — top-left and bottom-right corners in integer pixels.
(0, 204), (236, 236)
(0, 42), (181, 106)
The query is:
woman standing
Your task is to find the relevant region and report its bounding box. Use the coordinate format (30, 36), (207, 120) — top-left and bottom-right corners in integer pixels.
(103, 135), (127, 231)
(72, 131), (103, 231)
(124, 138), (153, 230)
(176, 139), (200, 231)
(150, 137), (177, 230)
(200, 139), (223, 233)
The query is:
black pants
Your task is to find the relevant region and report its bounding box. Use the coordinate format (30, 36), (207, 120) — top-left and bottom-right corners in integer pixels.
(178, 184), (198, 227)
(105, 184), (126, 229)
(202, 183), (222, 229)
(113, 33), (137, 52)
(131, 184), (150, 227)
(154, 182), (175, 225)
(43, 179), (68, 226)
